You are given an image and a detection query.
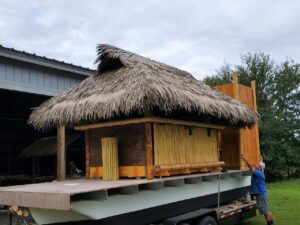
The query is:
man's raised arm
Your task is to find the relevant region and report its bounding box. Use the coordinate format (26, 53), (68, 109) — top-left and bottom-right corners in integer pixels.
(242, 155), (255, 172)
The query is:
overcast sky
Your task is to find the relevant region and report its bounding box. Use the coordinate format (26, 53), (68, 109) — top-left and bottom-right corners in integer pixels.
(0, 0), (299, 79)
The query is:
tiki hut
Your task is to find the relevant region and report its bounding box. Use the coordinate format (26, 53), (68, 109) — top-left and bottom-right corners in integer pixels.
(28, 44), (259, 181)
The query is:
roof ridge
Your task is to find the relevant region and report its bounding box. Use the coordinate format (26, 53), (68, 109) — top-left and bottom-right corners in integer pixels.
(96, 44), (194, 79)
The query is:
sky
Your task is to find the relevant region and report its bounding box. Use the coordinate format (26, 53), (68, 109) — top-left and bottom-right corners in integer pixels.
(0, 0), (299, 79)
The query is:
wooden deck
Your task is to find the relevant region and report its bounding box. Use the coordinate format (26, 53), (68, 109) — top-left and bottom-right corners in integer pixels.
(0, 171), (248, 210)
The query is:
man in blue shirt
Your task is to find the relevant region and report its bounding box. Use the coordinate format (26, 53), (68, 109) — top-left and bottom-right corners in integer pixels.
(242, 155), (274, 225)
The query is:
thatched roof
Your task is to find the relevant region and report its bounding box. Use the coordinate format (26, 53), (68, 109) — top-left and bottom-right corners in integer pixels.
(29, 44), (259, 131)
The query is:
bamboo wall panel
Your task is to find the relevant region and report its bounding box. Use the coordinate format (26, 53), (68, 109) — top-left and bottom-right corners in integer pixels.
(89, 123), (146, 167)
(101, 137), (119, 181)
(153, 124), (218, 165)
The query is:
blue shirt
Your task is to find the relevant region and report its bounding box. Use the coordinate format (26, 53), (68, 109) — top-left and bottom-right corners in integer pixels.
(250, 169), (267, 196)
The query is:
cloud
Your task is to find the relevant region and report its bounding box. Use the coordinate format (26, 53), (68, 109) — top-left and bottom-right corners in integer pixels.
(0, 0), (299, 79)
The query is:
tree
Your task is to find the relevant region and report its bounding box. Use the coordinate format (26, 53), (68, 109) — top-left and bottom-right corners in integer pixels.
(203, 52), (300, 181)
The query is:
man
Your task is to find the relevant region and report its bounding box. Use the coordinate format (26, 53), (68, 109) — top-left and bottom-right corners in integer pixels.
(242, 155), (274, 225)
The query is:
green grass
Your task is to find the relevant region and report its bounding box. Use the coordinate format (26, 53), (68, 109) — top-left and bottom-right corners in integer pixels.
(242, 179), (300, 225)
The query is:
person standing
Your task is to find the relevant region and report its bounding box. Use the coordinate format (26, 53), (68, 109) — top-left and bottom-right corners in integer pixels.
(242, 155), (274, 225)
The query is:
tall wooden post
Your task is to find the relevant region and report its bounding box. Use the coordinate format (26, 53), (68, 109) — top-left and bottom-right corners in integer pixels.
(57, 126), (66, 181)
(233, 74), (244, 170)
(85, 130), (91, 178)
(145, 123), (154, 180)
(251, 80), (261, 162)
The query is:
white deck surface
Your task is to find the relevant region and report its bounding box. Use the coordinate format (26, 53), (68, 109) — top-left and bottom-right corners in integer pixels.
(0, 171), (246, 210)
(0, 172), (224, 194)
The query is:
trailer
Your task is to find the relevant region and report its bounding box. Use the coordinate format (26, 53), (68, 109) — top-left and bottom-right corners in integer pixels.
(0, 45), (261, 225)
(0, 171), (257, 225)
(163, 199), (256, 225)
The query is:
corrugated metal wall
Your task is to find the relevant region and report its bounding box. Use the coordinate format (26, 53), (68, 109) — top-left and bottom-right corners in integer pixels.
(0, 58), (85, 96)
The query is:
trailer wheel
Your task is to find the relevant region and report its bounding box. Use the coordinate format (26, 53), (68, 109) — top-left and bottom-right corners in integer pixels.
(197, 216), (217, 225)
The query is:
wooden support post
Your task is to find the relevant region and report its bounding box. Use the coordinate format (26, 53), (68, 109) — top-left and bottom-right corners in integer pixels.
(232, 74), (244, 170)
(57, 126), (66, 181)
(217, 129), (222, 161)
(102, 137), (119, 181)
(251, 80), (261, 162)
(145, 123), (154, 180)
(232, 73), (239, 99)
(85, 130), (91, 178)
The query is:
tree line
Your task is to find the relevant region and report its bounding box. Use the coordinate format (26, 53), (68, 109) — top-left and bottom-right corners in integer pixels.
(203, 52), (300, 181)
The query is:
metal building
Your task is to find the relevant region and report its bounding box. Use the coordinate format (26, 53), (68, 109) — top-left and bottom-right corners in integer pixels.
(0, 45), (94, 184)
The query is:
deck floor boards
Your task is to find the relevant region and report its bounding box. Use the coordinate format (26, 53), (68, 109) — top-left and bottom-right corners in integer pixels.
(0, 172), (223, 195)
(0, 171), (244, 210)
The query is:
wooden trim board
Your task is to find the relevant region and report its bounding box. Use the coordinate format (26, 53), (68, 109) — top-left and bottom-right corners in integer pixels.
(74, 117), (225, 131)
(90, 166), (146, 178)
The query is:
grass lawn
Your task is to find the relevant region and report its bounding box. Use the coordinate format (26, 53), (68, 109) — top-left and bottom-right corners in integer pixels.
(242, 179), (300, 225)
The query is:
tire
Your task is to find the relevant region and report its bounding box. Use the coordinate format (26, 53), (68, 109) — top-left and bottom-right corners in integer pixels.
(197, 216), (217, 225)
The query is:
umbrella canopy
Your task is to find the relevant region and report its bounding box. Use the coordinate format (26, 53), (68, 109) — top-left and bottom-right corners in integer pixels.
(19, 135), (79, 158)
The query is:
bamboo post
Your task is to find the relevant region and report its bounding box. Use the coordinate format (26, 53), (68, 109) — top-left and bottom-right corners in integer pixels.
(145, 123), (154, 180)
(101, 137), (119, 181)
(57, 126), (66, 181)
(251, 80), (261, 162)
(232, 74), (244, 170)
(85, 130), (91, 178)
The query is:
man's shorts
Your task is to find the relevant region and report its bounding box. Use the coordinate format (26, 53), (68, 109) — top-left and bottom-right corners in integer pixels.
(256, 195), (270, 215)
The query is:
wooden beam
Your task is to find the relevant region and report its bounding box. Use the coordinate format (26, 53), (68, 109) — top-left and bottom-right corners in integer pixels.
(145, 123), (154, 180)
(232, 73), (239, 99)
(232, 74), (244, 169)
(57, 126), (66, 181)
(239, 129), (244, 169)
(85, 130), (90, 178)
(74, 117), (225, 131)
(156, 161), (225, 170)
(89, 166), (146, 178)
(251, 80), (261, 161)
(251, 80), (257, 110)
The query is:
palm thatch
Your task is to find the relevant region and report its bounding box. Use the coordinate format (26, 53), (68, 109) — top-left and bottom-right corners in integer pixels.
(29, 44), (259, 131)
